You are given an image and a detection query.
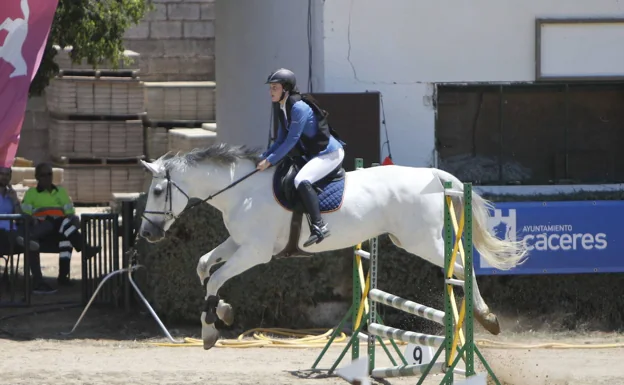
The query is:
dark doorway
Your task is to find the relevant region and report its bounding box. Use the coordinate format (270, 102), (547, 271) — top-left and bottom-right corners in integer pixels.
(310, 92), (381, 171)
(436, 83), (624, 185)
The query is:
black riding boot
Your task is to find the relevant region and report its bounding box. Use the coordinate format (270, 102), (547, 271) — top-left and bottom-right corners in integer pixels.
(297, 181), (330, 247)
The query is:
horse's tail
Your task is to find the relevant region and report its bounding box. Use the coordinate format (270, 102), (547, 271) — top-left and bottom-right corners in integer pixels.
(433, 169), (528, 271)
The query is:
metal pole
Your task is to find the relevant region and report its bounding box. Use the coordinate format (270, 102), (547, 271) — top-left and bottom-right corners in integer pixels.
(62, 258), (185, 344)
(368, 229), (379, 372)
(22, 215), (31, 305)
(464, 183), (475, 376)
(443, 181), (454, 385)
(80, 216), (89, 305)
(367, 161), (380, 372)
(352, 157), (364, 360)
(121, 200), (135, 311)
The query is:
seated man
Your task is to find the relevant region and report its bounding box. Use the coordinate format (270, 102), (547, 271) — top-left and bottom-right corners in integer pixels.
(19, 163), (100, 286)
(0, 166), (56, 294)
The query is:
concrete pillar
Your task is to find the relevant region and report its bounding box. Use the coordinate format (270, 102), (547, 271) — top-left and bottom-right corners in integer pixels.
(214, 0), (324, 150)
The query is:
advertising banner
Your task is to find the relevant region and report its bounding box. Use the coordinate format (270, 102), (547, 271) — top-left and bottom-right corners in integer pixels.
(475, 201), (623, 275)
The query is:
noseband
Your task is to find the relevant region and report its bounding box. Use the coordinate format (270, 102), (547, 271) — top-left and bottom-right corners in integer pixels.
(141, 170), (189, 230)
(141, 168), (261, 233)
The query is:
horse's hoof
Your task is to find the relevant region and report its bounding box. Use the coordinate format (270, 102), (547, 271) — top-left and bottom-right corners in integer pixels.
(216, 301), (234, 326)
(202, 323), (219, 350)
(475, 311), (501, 335)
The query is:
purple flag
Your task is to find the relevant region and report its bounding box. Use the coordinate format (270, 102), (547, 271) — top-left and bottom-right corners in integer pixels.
(0, 0), (58, 167)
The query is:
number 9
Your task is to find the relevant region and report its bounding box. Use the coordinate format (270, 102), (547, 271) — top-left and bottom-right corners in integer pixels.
(412, 346), (422, 364)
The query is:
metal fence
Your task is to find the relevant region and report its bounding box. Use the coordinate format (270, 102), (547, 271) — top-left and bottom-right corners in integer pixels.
(1, 198), (139, 309)
(0, 214), (32, 308)
(80, 213), (121, 307)
(80, 199), (139, 310)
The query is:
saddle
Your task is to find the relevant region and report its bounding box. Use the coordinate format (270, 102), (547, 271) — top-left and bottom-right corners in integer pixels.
(272, 156), (346, 259)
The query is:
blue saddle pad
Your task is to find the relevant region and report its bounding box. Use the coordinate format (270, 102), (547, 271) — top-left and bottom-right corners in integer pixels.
(272, 163), (346, 213)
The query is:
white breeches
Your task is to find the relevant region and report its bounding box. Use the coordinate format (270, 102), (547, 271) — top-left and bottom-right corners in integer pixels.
(294, 148), (345, 188)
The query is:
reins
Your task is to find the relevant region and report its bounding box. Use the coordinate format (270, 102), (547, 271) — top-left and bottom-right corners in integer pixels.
(141, 167), (262, 232)
(186, 168), (260, 211)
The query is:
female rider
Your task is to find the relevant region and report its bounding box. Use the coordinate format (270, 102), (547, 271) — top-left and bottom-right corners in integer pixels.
(257, 68), (345, 247)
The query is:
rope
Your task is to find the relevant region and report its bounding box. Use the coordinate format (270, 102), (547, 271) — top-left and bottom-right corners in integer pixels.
(149, 327), (408, 349)
(3, 304), (621, 351)
(148, 327), (624, 350)
(476, 339), (624, 350)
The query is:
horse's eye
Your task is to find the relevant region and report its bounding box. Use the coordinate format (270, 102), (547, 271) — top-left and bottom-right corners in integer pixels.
(153, 186), (163, 196)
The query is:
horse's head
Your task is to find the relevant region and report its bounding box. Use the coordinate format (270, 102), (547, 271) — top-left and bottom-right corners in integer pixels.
(138, 144), (264, 241)
(139, 159), (190, 242)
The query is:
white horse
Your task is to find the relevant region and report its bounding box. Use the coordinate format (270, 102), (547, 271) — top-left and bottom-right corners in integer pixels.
(138, 143), (528, 350)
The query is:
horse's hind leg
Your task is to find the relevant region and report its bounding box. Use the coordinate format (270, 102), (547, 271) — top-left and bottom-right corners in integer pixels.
(453, 265), (500, 335)
(449, 194), (502, 335)
(389, 232), (501, 335)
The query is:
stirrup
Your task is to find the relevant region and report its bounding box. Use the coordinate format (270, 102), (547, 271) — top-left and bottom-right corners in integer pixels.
(303, 224), (330, 247)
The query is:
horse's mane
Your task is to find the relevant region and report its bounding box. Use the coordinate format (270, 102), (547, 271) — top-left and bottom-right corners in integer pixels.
(156, 143), (263, 172)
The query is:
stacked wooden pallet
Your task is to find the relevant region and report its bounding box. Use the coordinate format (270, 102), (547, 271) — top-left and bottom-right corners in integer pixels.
(49, 119), (144, 159)
(168, 128), (217, 153)
(11, 167), (64, 188)
(144, 81), (217, 159)
(58, 159), (146, 204)
(146, 126), (169, 159)
(45, 47), (147, 204)
(46, 77), (144, 117)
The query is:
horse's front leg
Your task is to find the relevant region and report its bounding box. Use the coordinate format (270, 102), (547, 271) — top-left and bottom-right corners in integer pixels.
(201, 242), (273, 350)
(196, 236), (239, 326)
(196, 236), (238, 284)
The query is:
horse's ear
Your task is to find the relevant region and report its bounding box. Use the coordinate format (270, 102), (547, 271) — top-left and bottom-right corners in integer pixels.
(141, 160), (162, 176)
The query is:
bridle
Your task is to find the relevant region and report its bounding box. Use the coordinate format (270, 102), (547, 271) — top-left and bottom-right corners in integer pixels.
(141, 168), (261, 234)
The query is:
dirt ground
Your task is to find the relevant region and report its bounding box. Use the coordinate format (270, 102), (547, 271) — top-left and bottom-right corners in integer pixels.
(2, 334), (623, 385)
(2, 209), (624, 385)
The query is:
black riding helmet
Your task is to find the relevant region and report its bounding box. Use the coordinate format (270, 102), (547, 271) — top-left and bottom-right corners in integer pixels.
(266, 68), (297, 93)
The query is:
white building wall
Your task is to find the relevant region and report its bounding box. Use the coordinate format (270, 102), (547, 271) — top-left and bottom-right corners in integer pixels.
(323, 0), (624, 167)
(215, 0), (325, 149)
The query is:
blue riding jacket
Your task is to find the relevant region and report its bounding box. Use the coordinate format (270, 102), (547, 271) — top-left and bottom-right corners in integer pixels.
(262, 100), (343, 166)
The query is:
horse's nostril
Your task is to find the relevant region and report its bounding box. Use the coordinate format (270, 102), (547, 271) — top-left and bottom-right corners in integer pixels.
(141, 230), (151, 238)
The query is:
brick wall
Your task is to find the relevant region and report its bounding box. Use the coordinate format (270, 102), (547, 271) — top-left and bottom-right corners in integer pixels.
(123, 0), (216, 81)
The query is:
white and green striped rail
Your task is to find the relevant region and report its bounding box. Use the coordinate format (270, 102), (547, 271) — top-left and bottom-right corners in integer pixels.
(363, 181), (500, 384)
(310, 163), (501, 385)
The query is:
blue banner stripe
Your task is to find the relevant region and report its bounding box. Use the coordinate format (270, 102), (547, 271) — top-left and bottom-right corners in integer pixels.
(474, 200), (622, 275)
